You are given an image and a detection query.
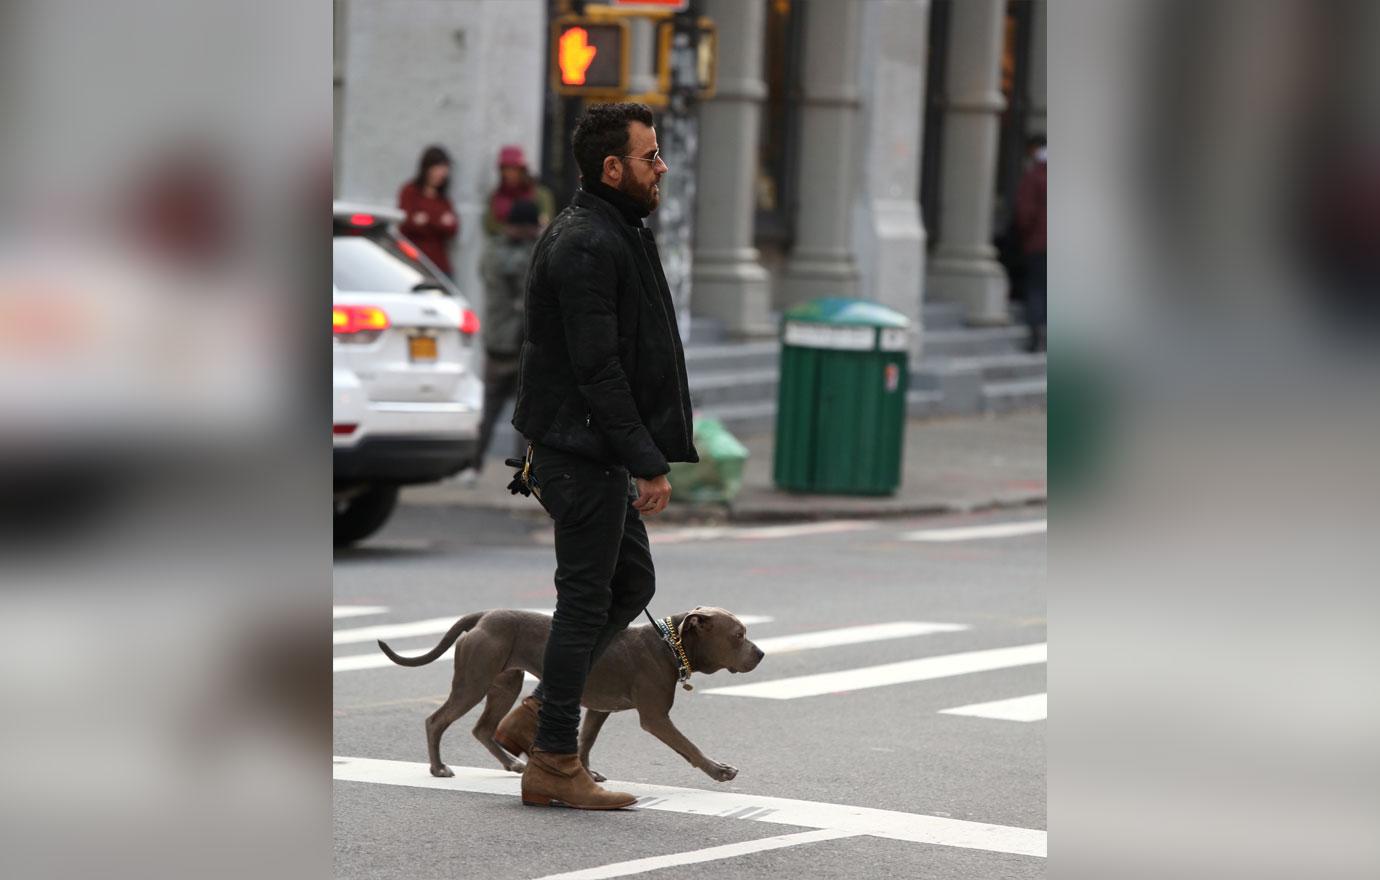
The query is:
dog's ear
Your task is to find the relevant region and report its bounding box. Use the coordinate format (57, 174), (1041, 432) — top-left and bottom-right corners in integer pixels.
(684, 611), (711, 632)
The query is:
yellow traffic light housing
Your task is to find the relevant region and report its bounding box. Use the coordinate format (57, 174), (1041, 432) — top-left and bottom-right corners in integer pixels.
(550, 16), (630, 98)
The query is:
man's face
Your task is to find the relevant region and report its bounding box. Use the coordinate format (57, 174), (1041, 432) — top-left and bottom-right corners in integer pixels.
(614, 121), (667, 213)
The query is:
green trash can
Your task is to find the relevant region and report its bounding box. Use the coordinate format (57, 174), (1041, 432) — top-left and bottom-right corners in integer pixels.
(773, 298), (911, 495)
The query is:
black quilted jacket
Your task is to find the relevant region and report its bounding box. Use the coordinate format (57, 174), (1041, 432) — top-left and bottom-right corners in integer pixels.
(511, 188), (697, 478)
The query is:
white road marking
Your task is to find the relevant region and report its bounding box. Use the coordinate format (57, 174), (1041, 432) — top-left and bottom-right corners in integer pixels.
(333, 616), (462, 646)
(648, 520), (875, 545)
(753, 622), (969, 655)
(529, 829), (861, 879)
(332, 605), (388, 619)
(939, 692), (1047, 722)
(332, 612), (776, 673)
(899, 520), (1046, 542)
(703, 643), (1047, 700)
(735, 521), (877, 540)
(332, 756), (1046, 858)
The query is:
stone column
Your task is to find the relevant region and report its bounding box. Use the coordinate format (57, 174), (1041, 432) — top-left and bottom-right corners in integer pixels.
(1027, 0), (1047, 137)
(689, 0), (774, 337)
(925, 0), (1009, 325)
(781, 0), (864, 307)
(852, 0), (929, 361)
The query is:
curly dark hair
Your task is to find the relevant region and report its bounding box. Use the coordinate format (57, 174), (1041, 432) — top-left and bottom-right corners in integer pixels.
(571, 102), (656, 184)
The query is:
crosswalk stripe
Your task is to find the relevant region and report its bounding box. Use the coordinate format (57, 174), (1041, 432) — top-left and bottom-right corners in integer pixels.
(333, 616), (463, 646)
(332, 605), (388, 620)
(939, 692), (1047, 722)
(702, 643), (1047, 700)
(529, 829), (862, 879)
(332, 756), (1046, 858)
(899, 520), (1046, 542)
(753, 622), (968, 655)
(648, 520), (875, 545)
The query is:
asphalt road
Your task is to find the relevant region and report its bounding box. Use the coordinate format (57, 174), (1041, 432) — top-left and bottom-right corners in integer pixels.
(334, 501), (1046, 879)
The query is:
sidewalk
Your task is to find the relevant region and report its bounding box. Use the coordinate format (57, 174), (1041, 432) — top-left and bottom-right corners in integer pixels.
(403, 411), (1046, 524)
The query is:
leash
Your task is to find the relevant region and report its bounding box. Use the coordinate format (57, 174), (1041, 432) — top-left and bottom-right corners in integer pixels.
(644, 608), (694, 691)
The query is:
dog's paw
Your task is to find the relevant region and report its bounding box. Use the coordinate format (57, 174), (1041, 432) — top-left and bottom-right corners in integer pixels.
(585, 767), (606, 783)
(709, 762), (738, 782)
(509, 758), (527, 773)
(431, 765), (455, 778)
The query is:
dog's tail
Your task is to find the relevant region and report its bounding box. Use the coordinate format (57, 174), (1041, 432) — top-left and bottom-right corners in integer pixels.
(377, 612), (485, 667)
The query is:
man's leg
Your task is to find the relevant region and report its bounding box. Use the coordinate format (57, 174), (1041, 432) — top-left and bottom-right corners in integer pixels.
(531, 453), (629, 754)
(532, 483), (654, 703)
(590, 490), (655, 669)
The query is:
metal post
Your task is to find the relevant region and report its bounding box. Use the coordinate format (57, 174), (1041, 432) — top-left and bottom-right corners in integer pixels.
(653, 1), (701, 342)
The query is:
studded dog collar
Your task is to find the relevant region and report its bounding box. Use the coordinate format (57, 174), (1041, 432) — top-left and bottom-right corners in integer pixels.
(645, 611), (694, 691)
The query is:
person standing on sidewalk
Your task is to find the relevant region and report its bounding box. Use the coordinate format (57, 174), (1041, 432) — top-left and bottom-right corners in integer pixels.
(472, 146), (555, 474)
(1015, 134), (1047, 352)
(497, 102), (697, 810)
(398, 145), (459, 279)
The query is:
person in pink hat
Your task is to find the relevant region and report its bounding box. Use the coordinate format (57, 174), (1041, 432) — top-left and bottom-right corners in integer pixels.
(474, 145), (556, 474)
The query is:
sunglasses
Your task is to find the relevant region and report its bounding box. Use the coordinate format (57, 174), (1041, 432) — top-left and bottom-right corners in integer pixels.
(620, 150), (662, 165)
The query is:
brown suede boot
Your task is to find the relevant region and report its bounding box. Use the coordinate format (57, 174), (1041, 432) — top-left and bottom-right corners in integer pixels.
(521, 749), (636, 810)
(494, 695), (541, 758)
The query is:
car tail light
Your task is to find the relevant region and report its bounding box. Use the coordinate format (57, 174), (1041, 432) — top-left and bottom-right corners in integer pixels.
(349, 213), (375, 227)
(333, 423), (358, 436)
(460, 309), (481, 335)
(333, 305), (390, 335)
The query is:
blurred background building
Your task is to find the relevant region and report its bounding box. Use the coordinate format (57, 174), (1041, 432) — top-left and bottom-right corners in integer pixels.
(334, 0), (1048, 426)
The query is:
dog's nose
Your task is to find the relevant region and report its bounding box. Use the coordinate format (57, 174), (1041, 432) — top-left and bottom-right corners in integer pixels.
(754, 647), (765, 662)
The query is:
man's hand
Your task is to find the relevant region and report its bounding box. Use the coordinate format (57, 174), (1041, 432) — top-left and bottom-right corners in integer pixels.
(633, 474), (672, 516)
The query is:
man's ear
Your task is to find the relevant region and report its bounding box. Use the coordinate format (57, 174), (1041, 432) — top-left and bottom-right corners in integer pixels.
(602, 155), (622, 183)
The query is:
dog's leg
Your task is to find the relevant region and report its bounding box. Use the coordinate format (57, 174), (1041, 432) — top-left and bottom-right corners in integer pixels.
(425, 676), (492, 778)
(636, 709), (738, 782)
(577, 709), (611, 783)
(472, 669), (526, 773)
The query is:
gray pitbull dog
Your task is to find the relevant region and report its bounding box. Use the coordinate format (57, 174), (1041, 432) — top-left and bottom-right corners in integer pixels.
(378, 606), (765, 782)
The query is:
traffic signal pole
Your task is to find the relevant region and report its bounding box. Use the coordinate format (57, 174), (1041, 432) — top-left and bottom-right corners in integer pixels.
(652, 1), (702, 343)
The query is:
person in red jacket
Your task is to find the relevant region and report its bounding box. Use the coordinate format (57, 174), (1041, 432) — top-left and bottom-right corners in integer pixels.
(398, 145), (459, 278)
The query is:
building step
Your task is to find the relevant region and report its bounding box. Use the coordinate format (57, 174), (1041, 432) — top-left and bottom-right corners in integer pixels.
(981, 377), (1047, 414)
(695, 399), (778, 437)
(921, 351), (1045, 383)
(921, 300), (968, 330)
(685, 315), (728, 345)
(922, 325), (1028, 358)
(688, 368), (779, 407)
(683, 340), (780, 375)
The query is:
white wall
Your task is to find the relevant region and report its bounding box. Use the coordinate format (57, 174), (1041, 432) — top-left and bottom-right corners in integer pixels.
(337, 0), (547, 307)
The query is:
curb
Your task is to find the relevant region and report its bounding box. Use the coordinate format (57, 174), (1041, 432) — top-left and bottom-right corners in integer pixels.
(400, 492), (1046, 526)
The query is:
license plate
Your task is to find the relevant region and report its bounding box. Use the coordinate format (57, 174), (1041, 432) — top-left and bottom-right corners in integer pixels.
(408, 335), (438, 361)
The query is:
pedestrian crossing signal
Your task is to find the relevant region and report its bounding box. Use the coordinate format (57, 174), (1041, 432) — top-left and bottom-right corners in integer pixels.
(551, 17), (629, 97)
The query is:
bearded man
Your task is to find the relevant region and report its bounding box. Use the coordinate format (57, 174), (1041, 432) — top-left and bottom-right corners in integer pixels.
(500, 102), (698, 810)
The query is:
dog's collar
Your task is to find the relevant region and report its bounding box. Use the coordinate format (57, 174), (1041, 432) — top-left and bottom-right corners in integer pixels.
(653, 615), (694, 691)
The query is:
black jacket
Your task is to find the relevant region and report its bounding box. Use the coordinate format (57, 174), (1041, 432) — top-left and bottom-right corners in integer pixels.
(511, 186), (697, 478)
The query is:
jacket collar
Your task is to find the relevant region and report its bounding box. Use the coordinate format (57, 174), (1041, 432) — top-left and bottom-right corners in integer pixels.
(573, 184), (648, 228)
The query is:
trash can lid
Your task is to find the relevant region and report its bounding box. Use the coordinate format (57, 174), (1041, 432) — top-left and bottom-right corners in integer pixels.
(782, 297), (909, 328)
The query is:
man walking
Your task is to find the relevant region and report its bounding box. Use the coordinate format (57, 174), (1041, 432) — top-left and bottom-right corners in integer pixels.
(498, 103), (697, 810)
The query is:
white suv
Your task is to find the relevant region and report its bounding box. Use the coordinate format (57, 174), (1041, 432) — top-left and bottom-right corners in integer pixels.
(333, 202), (482, 546)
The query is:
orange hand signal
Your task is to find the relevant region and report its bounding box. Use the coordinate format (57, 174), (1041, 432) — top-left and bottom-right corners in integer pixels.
(558, 27), (598, 85)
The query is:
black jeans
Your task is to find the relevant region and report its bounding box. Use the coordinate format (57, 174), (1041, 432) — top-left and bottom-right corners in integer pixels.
(528, 443), (655, 754)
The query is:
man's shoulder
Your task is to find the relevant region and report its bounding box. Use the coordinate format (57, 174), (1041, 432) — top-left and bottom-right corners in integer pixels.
(545, 205), (625, 257)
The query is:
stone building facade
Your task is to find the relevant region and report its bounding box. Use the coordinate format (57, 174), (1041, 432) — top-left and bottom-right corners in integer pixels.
(333, 0), (1046, 354)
